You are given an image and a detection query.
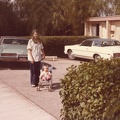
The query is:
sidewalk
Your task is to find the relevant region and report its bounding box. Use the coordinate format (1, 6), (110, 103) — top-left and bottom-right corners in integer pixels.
(0, 80), (57, 120)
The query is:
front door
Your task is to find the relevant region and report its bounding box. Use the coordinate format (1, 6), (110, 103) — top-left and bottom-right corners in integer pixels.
(92, 24), (99, 37)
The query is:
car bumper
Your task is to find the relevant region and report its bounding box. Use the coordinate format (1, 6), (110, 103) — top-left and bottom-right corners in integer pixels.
(0, 53), (28, 62)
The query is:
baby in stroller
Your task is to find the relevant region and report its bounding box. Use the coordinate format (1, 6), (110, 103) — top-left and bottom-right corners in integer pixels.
(37, 65), (53, 92)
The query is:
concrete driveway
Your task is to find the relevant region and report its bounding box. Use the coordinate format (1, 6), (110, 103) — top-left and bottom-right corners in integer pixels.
(0, 58), (82, 120)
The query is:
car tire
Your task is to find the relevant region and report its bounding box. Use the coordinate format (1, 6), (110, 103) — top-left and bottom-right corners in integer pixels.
(68, 50), (75, 60)
(94, 55), (101, 62)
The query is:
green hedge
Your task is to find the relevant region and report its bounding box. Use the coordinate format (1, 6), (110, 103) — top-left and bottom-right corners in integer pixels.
(25, 36), (98, 57)
(40, 36), (98, 57)
(59, 58), (120, 120)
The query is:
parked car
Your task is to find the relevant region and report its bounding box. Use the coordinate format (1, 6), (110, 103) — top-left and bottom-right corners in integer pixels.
(0, 36), (29, 62)
(64, 38), (120, 62)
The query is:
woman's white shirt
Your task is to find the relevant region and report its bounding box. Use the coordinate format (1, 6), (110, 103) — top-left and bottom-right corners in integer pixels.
(27, 39), (44, 61)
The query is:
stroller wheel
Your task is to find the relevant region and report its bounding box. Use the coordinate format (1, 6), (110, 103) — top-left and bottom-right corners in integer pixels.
(37, 86), (40, 91)
(48, 88), (53, 92)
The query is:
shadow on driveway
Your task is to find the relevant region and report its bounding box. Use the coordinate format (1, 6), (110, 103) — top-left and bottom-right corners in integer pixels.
(0, 61), (56, 70)
(52, 82), (61, 90)
(0, 61), (30, 70)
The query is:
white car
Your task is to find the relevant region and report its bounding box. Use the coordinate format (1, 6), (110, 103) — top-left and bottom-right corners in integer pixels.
(64, 38), (120, 62)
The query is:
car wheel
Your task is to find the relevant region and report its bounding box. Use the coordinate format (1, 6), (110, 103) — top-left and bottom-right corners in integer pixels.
(94, 55), (101, 62)
(68, 50), (75, 60)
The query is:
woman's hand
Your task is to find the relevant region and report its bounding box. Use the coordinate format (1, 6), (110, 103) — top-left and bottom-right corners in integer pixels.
(41, 49), (45, 60)
(30, 59), (34, 64)
(42, 54), (45, 59)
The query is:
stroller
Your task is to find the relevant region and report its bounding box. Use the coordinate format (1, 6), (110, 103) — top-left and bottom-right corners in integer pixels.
(37, 60), (53, 92)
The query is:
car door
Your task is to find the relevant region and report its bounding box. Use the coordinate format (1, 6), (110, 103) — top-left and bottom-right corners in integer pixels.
(76, 40), (94, 59)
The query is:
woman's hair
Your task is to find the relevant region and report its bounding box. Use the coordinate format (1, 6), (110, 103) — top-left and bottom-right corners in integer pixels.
(31, 29), (41, 43)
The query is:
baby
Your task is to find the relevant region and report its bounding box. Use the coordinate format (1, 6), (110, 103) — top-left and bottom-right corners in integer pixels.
(39, 65), (53, 92)
(40, 65), (52, 81)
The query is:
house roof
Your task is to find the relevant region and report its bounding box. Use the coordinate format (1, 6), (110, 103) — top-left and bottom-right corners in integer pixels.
(87, 15), (120, 22)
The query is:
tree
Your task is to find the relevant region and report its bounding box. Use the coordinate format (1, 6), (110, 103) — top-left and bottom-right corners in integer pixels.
(57, 0), (95, 35)
(49, 0), (69, 35)
(1, 0), (120, 36)
(14, 0), (57, 35)
(0, 0), (21, 35)
(91, 0), (120, 17)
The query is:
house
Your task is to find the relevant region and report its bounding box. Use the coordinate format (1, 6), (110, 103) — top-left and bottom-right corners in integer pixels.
(84, 16), (120, 41)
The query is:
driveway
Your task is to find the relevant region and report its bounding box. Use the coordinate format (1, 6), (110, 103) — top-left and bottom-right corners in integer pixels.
(0, 58), (82, 120)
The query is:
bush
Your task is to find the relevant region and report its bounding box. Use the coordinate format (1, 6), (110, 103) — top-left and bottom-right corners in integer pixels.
(40, 36), (98, 57)
(59, 58), (120, 120)
(25, 35), (98, 57)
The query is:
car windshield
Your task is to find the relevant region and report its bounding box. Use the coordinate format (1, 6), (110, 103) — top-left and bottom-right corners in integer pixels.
(3, 39), (28, 45)
(80, 40), (93, 46)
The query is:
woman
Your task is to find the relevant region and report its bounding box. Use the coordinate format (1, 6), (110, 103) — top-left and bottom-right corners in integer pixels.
(27, 29), (45, 87)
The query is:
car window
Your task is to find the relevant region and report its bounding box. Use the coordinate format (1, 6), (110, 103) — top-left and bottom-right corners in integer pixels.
(3, 39), (28, 45)
(3, 39), (12, 44)
(80, 40), (93, 47)
(113, 41), (120, 46)
(16, 39), (28, 45)
(101, 40), (120, 46)
(93, 41), (101, 47)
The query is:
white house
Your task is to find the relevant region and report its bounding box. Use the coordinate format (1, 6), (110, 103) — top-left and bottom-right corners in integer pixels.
(84, 16), (120, 41)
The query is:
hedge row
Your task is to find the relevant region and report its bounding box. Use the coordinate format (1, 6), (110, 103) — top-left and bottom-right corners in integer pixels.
(40, 36), (98, 57)
(25, 36), (98, 57)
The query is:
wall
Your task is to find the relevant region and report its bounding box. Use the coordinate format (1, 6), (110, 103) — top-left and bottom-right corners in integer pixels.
(84, 16), (120, 41)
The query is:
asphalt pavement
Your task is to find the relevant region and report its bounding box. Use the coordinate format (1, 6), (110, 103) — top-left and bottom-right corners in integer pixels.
(0, 58), (81, 120)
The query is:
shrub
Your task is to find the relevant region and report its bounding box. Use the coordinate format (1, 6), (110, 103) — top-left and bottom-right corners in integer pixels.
(40, 36), (98, 57)
(59, 58), (120, 120)
(25, 35), (98, 57)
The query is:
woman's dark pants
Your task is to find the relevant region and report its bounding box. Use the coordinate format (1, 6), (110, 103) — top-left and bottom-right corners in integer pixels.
(29, 61), (41, 86)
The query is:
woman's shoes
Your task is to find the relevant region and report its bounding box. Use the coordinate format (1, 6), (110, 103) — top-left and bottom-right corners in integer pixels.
(31, 84), (35, 87)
